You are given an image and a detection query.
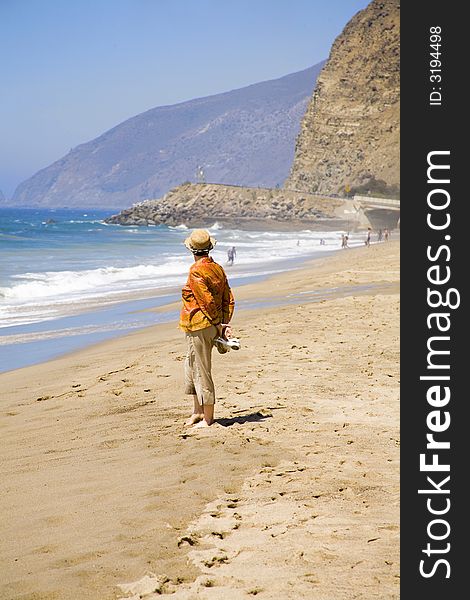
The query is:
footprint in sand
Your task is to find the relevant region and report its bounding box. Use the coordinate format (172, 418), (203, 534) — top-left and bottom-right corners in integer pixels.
(202, 552), (230, 568)
(177, 534), (199, 547)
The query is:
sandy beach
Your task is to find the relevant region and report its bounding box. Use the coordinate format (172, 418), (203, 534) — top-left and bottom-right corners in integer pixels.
(0, 240), (400, 600)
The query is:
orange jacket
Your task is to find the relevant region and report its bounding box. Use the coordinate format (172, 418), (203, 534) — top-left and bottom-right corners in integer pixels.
(179, 257), (234, 332)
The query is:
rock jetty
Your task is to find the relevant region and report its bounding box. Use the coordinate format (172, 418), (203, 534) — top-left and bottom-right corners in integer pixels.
(105, 183), (348, 230)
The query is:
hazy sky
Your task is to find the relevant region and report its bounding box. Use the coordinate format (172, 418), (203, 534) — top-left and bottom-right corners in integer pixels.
(1, 0), (369, 197)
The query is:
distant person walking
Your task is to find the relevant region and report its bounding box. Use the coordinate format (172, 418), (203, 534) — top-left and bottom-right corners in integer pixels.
(180, 230), (235, 427)
(365, 227), (372, 247)
(227, 246), (236, 266)
(384, 228), (390, 241)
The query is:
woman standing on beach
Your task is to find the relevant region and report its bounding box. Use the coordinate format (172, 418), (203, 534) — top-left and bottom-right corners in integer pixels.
(179, 229), (235, 427)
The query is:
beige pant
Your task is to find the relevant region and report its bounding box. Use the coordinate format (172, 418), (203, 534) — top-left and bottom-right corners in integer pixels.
(184, 325), (217, 405)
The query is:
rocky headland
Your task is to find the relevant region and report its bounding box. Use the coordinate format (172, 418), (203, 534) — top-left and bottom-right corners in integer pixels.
(104, 183), (350, 231)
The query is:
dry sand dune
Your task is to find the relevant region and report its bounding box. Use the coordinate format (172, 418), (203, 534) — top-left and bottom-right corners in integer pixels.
(0, 241), (400, 600)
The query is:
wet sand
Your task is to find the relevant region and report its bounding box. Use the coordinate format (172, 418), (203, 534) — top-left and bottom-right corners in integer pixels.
(0, 241), (399, 600)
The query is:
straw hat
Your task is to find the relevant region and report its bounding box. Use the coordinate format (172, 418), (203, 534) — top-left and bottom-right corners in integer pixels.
(184, 229), (216, 253)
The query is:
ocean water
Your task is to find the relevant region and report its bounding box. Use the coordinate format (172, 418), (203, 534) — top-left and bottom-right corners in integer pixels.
(0, 208), (364, 372)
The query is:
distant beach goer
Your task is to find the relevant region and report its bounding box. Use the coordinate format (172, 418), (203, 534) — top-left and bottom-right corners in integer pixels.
(377, 229), (383, 242)
(320, 238), (326, 246)
(180, 229), (235, 427)
(227, 246), (236, 266)
(365, 227), (372, 247)
(344, 235), (349, 248)
(384, 228), (390, 241)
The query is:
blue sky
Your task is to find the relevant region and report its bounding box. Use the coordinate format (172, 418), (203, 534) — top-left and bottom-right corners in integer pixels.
(0, 0), (369, 197)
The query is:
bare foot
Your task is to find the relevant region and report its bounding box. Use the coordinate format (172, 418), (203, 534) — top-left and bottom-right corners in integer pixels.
(185, 413), (203, 426)
(191, 419), (214, 428)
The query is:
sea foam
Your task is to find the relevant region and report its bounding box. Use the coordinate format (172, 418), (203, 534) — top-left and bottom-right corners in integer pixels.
(0, 260), (189, 304)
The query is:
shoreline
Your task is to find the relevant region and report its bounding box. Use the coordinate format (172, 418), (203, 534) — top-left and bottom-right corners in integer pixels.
(0, 241), (400, 599)
(0, 241), (347, 374)
(2, 207), (390, 373)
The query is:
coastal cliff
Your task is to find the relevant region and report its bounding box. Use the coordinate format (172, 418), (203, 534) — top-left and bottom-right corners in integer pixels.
(286, 0), (400, 196)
